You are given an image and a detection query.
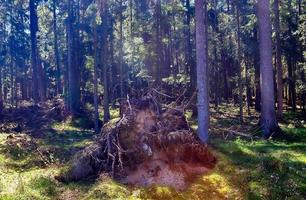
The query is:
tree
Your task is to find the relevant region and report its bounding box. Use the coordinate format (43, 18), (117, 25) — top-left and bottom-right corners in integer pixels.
(52, 0), (62, 96)
(185, 0), (196, 93)
(274, 0), (283, 118)
(236, 5), (243, 122)
(257, 0), (279, 138)
(119, 0), (125, 98)
(67, 0), (81, 115)
(93, 21), (100, 134)
(100, 0), (110, 123)
(29, 0), (39, 102)
(195, 0), (209, 143)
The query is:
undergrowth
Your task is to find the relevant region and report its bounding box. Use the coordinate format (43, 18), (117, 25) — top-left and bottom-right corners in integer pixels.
(0, 105), (305, 200)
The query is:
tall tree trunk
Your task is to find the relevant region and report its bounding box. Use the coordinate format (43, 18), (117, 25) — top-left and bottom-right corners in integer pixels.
(119, 0), (124, 98)
(257, 0), (279, 138)
(53, 0), (62, 95)
(10, 57), (14, 107)
(154, 0), (162, 83)
(186, 0), (196, 93)
(100, 0), (110, 123)
(245, 58), (252, 115)
(93, 24), (99, 133)
(287, 57), (296, 111)
(0, 62), (3, 110)
(236, 7), (243, 122)
(195, 0), (209, 143)
(254, 28), (261, 112)
(0, 23), (3, 110)
(274, 0), (283, 118)
(29, 0), (39, 102)
(67, 0), (80, 115)
(38, 60), (46, 101)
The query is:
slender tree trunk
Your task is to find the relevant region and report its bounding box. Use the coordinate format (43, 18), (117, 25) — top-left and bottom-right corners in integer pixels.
(93, 24), (99, 133)
(195, 0), (209, 143)
(213, 42), (219, 109)
(0, 63), (3, 110)
(155, 0), (162, 83)
(100, 0), (110, 123)
(245, 58), (251, 115)
(257, 0), (279, 138)
(10, 57), (14, 107)
(0, 23), (3, 110)
(38, 60), (46, 101)
(236, 7), (243, 122)
(274, 0), (283, 118)
(287, 57), (296, 110)
(53, 0), (62, 95)
(29, 0), (39, 102)
(253, 27), (261, 112)
(186, 0), (196, 93)
(119, 0), (124, 98)
(67, 0), (81, 115)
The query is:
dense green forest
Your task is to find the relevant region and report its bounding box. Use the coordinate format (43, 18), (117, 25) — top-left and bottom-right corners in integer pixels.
(0, 0), (305, 199)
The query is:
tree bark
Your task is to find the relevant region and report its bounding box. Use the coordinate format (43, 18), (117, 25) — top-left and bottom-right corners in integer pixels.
(119, 0), (124, 98)
(53, 0), (62, 96)
(154, 0), (162, 83)
(236, 7), (243, 122)
(254, 28), (261, 112)
(257, 0), (279, 138)
(0, 63), (3, 110)
(29, 0), (39, 103)
(67, 0), (81, 115)
(100, 0), (110, 123)
(274, 0), (283, 118)
(93, 24), (99, 134)
(195, 0), (209, 143)
(185, 0), (196, 93)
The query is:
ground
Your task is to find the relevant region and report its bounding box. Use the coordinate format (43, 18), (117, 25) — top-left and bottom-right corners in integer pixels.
(0, 104), (305, 200)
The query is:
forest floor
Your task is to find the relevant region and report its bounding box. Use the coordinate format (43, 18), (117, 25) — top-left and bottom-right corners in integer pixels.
(0, 103), (305, 200)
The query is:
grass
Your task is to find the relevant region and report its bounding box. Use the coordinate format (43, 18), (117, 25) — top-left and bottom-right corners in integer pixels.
(0, 105), (305, 200)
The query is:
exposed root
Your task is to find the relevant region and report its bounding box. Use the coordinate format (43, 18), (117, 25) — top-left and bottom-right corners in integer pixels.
(58, 97), (217, 189)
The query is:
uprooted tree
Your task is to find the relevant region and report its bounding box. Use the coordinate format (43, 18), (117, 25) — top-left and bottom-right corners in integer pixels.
(57, 97), (216, 189)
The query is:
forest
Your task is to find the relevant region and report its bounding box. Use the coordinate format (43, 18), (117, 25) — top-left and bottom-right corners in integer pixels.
(0, 0), (305, 199)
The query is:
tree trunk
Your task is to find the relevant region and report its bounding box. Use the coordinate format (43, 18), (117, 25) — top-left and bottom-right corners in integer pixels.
(154, 0), (162, 83)
(287, 57), (296, 111)
(29, 0), (39, 103)
(236, 7), (243, 122)
(100, 0), (110, 123)
(119, 0), (124, 98)
(245, 58), (252, 115)
(0, 63), (3, 110)
(274, 0), (283, 118)
(195, 0), (209, 143)
(0, 22), (4, 110)
(67, 0), (81, 115)
(186, 0), (196, 93)
(93, 24), (99, 134)
(53, 0), (62, 96)
(10, 57), (14, 107)
(257, 0), (279, 138)
(254, 28), (261, 112)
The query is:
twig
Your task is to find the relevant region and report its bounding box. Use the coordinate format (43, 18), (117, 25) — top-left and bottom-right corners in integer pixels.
(152, 88), (174, 99)
(183, 91), (197, 111)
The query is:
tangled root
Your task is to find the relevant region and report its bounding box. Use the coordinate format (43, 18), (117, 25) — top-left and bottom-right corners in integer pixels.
(58, 98), (216, 189)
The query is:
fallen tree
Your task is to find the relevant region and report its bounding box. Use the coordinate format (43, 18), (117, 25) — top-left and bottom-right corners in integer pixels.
(57, 97), (216, 189)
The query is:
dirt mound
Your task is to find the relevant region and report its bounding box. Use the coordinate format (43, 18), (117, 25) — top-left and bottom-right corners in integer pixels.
(58, 98), (216, 189)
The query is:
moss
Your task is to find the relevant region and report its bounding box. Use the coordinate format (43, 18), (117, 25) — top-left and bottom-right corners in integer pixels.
(0, 106), (305, 200)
